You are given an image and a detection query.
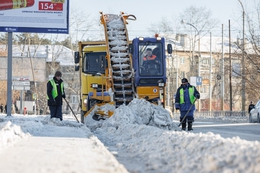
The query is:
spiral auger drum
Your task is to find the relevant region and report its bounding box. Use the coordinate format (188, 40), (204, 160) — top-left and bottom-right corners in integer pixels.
(100, 12), (136, 108)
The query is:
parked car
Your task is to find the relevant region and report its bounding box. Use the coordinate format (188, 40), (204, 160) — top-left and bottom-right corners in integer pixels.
(249, 100), (260, 123)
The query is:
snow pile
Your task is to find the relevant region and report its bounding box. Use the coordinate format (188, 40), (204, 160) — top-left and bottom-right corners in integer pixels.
(0, 120), (30, 151)
(83, 99), (260, 173)
(85, 98), (177, 131)
(93, 122), (260, 173)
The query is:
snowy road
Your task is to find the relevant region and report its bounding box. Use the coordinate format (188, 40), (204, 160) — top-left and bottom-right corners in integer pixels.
(192, 121), (260, 142)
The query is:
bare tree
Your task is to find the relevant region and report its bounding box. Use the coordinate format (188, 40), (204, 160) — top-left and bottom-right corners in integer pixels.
(239, 1), (260, 105)
(148, 6), (219, 109)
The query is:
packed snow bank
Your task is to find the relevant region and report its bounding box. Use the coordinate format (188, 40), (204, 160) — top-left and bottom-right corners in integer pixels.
(83, 99), (260, 173)
(85, 98), (178, 131)
(94, 124), (260, 173)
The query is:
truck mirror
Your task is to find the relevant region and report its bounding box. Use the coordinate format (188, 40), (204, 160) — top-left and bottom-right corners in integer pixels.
(129, 44), (133, 54)
(167, 44), (172, 54)
(74, 52), (80, 63)
(75, 65), (79, 71)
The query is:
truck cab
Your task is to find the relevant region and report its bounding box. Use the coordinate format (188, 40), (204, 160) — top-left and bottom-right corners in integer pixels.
(131, 36), (172, 107)
(74, 41), (110, 122)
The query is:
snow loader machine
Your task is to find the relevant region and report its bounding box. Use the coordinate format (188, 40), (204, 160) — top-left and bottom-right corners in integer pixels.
(74, 12), (172, 123)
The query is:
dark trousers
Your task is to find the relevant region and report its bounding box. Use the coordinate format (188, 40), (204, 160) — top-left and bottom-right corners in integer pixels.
(49, 105), (62, 121)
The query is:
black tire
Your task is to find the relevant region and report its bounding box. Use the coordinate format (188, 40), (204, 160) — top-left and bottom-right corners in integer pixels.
(249, 114), (253, 123)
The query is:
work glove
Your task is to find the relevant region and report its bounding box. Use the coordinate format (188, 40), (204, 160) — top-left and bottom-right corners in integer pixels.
(62, 94), (66, 99)
(175, 103), (180, 111)
(195, 93), (200, 99)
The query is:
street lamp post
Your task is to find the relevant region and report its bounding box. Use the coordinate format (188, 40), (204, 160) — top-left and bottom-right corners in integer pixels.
(181, 20), (201, 111)
(238, 0), (246, 114)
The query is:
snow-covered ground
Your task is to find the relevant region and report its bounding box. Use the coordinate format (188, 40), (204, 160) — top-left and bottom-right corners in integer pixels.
(0, 99), (259, 173)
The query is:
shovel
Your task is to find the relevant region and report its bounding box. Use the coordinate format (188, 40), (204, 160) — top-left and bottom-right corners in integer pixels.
(64, 98), (80, 123)
(178, 98), (197, 127)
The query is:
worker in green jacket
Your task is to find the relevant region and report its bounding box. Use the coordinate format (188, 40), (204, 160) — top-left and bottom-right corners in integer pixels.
(47, 71), (66, 121)
(175, 78), (200, 131)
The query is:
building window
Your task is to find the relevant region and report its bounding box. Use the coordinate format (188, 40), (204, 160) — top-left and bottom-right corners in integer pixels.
(201, 57), (215, 65)
(202, 59), (208, 65)
(180, 57), (185, 64)
(232, 62), (241, 77)
(202, 85), (207, 93)
(180, 71), (185, 79)
(71, 95), (79, 104)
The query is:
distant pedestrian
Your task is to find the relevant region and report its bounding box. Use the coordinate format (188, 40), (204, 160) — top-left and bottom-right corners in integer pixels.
(248, 101), (255, 115)
(47, 71), (66, 121)
(0, 103), (3, 113)
(175, 78), (200, 131)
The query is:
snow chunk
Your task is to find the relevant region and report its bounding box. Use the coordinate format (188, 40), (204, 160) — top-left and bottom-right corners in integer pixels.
(0, 121), (30, 151)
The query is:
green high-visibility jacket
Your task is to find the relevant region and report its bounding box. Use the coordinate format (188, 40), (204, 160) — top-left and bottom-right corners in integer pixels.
(179, 86), (196, 104)
(47, 79), (64, 100)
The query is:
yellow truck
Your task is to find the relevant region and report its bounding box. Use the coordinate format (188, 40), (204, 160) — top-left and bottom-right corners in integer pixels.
(74, 12), (172, 123)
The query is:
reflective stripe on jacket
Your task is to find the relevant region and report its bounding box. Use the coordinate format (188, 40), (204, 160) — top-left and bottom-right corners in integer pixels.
(179, 86), (196, 104)
(47, 79), (64, 100)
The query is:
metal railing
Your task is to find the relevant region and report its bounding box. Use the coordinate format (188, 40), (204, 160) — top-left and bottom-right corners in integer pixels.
(194, 111), (247, 117)
(171, 110), (247, 119)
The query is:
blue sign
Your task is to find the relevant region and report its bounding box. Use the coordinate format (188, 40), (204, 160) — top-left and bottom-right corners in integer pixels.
(4, 27), (18, 32)
(196, 76), (202, 86)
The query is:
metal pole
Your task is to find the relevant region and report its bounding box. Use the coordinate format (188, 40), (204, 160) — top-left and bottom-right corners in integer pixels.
(176, 55), (179, 90)
(242, 7), (246, 114)
(229, 20), (232, 112)
(238, 0), (245, 115)
(198, 34), (201, 112)
(221, 24), (225, 111)
(181, 20), (201, 111)
(209, 32), (212, 112)
(7, 32), (13, 116)
(20, 90), (23, 114)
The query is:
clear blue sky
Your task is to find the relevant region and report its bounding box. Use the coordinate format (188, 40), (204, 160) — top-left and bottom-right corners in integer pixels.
(71, 0), (255, 39)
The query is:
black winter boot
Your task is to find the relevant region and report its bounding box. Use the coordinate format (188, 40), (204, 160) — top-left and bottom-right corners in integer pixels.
(181, 123), (186, 131)
(188, 122), (193, 131)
